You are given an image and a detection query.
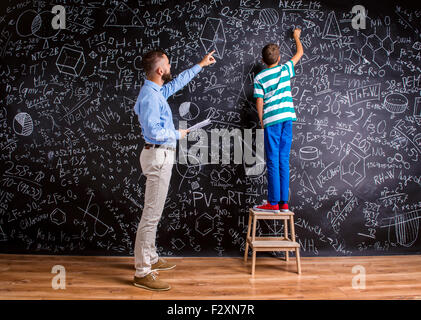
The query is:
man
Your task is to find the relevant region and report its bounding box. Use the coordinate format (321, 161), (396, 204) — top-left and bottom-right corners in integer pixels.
(133, 49), (216, 291)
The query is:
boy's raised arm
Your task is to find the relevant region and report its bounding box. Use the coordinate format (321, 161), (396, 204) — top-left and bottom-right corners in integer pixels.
(291, 28), (303, 66)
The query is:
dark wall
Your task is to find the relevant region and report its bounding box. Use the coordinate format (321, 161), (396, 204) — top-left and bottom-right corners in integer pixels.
(0, 0), (420, 257)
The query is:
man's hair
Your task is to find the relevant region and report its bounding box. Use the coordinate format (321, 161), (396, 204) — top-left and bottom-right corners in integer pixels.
(262, 43), (280, 65)
(141, 49), (167, 75)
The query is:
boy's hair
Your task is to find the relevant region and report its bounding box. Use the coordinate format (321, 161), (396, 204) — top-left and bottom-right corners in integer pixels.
(262, 43), (280, 65)
(141, 49), (167, 75)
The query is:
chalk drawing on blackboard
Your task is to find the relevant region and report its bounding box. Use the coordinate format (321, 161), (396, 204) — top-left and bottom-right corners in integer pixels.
(258, 8), (279, 26)
(414, 97), (421, 118)
(346, 49), (361, 66)
(200, 17), (226, 59)
(361, 27), (395, 67)
(16, 9), (38, 37)
(171, 238), (186, 250)
(34, 11), (61, 39)
(195, 213), (214, 236)
(413, 42), (421, 50)
(89, 51), (98, 59)
(299, 146), (319, 160)
(179, 102), (200, 121)
(279, 41), (293, 61)
(300, 170), (316, 195)
(210, 168), (232, 184)
(384, 93), (408, 119)
(387, 153), (410, 170)
(56, 45), (86, 77)
(176, 151), (202, 190)
(122, 96), (136, 113)
(104, 3), (144, 27)
(13, 112), (33, 136)
(322, 11), (341, 40)
(373, 47), (388, 68)
(50, 208), (66, 225)
(43, 39), (49, 50)
(191, 181), (200, 190)
(382, 27), (394, 54)
(0, 225), (6, 241)
(77, 193), (111, 237)
(16, 9), (61, 39)
(366, 34), (382, 51)
(340, 145), (367, 187)
(381, 210), (420, 247)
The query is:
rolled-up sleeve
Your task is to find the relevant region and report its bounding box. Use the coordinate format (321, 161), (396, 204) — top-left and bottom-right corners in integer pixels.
(253, 79), (264, 98)
(161, 64), (202, 99)
(286, 60), (295, 78)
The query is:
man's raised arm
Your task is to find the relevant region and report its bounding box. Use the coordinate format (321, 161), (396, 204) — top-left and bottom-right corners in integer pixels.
(161, 50), (216, 99)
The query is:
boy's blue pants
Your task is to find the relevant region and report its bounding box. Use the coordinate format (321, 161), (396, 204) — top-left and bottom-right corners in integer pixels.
(264, 120), (293, 205)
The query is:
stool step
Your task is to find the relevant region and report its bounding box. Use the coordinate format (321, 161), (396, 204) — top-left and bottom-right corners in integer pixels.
(250, 209), (294, 215)
(249, 240), (300, 248)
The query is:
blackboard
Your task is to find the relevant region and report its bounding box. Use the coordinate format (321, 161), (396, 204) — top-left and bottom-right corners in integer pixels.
(1, 0), (420, 257)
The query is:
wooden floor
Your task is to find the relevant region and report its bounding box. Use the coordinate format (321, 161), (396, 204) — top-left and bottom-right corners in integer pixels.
(0, 254), (420, 299)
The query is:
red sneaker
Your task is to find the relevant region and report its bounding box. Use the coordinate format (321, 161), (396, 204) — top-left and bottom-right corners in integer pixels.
(280, 203), (289, 212)
(253, 202), (280, 212)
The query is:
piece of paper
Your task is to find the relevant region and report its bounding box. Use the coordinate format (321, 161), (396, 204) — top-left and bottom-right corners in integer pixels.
(187, 118), (212, 131)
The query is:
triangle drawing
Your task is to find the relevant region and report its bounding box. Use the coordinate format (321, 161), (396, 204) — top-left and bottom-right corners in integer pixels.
(300, 170), (316, 194)
(322, 11), (341, 40)
(104, 3), (144, 28)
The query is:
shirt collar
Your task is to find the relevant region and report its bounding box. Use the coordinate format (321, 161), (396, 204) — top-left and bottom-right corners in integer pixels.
(144, 79), (162, 92)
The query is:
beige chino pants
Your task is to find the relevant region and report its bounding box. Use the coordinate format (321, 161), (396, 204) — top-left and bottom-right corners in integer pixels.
(134, 147), (175, 277)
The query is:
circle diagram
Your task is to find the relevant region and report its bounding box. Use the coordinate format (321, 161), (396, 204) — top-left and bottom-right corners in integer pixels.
(16, 9), (60, 39)
(259, 8), (279, 26)
(179, 102), (200, 121)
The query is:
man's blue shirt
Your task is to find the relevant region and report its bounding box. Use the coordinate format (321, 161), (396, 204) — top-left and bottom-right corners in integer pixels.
(134, 64), (202, 148)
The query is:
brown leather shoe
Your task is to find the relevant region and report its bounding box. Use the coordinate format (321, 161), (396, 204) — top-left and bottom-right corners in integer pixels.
(151, 258), (176, 271)
(133, 272), (171, 291)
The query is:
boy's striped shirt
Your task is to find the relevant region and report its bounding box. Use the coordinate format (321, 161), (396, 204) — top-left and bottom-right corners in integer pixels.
(253, 60), (296, 128)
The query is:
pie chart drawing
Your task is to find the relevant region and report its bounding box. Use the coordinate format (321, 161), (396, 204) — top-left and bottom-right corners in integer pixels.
(13, 112), (33, 136)
(179, 102), (200, 121)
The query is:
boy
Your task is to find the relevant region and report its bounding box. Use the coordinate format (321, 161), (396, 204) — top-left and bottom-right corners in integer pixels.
(253, 28), (303, 213)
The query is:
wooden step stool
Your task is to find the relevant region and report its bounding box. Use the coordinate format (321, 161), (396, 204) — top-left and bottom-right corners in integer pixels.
(244, 208), (301, 276)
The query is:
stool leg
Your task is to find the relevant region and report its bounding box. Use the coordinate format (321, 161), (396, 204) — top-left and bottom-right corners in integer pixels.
(284, 219), (289, 261)
(290, 215), (296, 242)
(251, 216), (257, 275)
(252, 250), (256, 276)
(295, 248), (301, 274)
(244, 211), (252, 262)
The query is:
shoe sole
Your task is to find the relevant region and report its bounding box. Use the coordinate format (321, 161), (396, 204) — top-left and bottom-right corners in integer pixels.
(253, 208), (280, 213)
(133, 282), (171, 291)
(152, 265), (176, 271)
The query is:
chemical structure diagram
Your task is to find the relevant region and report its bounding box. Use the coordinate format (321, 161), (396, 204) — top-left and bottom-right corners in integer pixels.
(358, 26), (396, 68)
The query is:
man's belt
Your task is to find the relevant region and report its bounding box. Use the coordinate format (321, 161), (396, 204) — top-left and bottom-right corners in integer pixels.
(144, 143), (176, 151)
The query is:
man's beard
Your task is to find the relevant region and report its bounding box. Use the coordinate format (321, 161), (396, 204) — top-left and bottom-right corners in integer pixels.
(162, 71), (172, 83)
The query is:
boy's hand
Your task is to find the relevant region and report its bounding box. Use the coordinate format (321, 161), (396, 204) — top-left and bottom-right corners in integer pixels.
(293, 28), (301, 39)
(198, 50), (216, 68)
